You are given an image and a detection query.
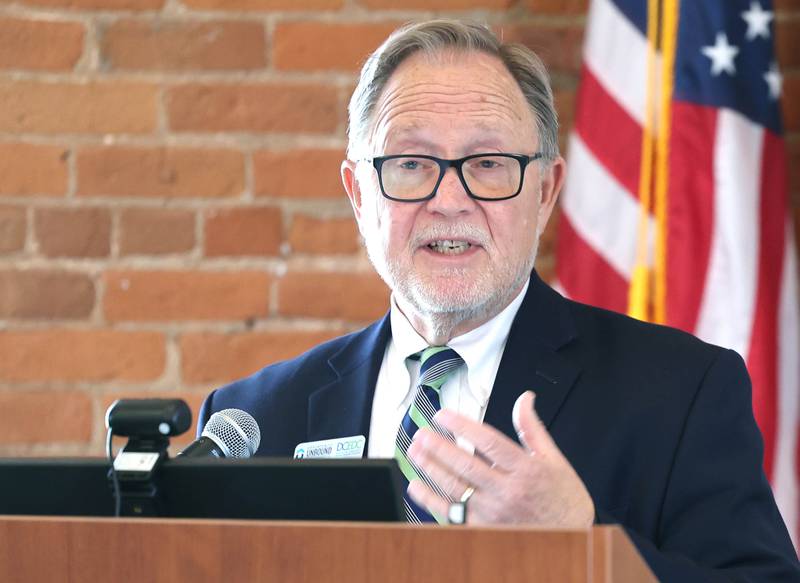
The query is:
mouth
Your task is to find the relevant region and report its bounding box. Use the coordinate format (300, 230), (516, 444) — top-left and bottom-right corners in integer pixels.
(426, 239), (474, 255)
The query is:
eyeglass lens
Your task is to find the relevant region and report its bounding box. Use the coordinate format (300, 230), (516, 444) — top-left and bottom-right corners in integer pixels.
(380, 155), (521, 200)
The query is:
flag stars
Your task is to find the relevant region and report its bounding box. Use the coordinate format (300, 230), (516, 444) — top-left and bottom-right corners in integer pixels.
(764, 62), (783, 100)
(702, 33), (739, 76)
(741, 1), (773, 41)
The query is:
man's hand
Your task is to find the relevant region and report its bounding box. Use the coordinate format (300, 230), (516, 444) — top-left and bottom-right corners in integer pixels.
(406, 391), (595, 527)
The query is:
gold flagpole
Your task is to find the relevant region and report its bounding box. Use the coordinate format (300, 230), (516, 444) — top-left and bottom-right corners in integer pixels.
(628, 0), (660, 321)
(653, 0), (680, 325)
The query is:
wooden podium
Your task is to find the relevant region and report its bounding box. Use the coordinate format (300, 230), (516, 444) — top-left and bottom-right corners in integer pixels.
(0, 516), (655, 582)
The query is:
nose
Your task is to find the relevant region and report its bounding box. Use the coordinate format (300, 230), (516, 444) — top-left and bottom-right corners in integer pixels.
(425, 167), (476, 216)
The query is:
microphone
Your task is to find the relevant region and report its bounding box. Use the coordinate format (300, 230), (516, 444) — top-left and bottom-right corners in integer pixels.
(178, 409), (261, 459)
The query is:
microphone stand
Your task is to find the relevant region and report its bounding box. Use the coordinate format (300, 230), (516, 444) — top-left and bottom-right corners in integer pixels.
(107, 435), (171, 517)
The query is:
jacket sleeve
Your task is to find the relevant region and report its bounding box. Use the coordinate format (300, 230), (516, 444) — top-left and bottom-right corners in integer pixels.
(598, 349), (799, 582)
(195, 390), (216, 438)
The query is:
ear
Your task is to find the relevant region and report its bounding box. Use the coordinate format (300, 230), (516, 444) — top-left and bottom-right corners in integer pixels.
(536, 155), (566, 231)
(341, 159), (364, 223)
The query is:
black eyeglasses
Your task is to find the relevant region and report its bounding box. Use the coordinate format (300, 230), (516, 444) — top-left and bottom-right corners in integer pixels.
(366, 152), (543, 202)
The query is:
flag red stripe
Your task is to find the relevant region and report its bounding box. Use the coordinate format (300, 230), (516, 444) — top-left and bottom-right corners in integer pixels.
(574, 65), (643, 199)
(745, 130), (787, 480)
(556, 213), (629, 314)
(665, 102), (716, 332)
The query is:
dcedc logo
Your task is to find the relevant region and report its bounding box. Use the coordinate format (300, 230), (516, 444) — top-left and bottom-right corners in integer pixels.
(337, 440), (361, 452)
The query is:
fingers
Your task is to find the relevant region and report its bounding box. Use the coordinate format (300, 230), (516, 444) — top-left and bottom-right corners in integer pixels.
(407, 478), (493, 524)
(512, 391), (556, 456)
(407, 479), (452, 520)
(433, 407), (527, 471)
(407, 428), (496, 495)
(406, 397), (595, 528)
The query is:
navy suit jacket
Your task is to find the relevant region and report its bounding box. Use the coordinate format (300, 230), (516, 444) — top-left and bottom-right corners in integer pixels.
(199, 272), (799, 581)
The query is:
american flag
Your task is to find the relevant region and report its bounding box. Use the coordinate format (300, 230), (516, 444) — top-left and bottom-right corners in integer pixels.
(556, 0), (800, 543)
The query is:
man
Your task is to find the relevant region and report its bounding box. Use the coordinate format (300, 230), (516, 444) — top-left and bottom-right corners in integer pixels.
(198, 20), (800, 580)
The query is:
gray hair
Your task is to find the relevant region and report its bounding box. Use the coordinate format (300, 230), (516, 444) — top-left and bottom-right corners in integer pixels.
(346, 19), (559, 162)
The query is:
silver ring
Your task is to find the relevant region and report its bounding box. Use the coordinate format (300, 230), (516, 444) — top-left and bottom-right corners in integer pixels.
(448, 486), (476, 525)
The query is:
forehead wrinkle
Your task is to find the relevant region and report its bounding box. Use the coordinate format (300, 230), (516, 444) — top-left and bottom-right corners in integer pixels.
(365, 54), (534, 155)
(372, 87), (525, 140)
(375, 107), (522, 150)
(377, 81), (521, 116)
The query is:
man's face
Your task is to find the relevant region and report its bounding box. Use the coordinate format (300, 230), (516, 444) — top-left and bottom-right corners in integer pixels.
(343, 51), (564, 326)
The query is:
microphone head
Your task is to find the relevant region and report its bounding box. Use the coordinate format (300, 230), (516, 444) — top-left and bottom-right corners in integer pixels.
(202, 409), (260, 459)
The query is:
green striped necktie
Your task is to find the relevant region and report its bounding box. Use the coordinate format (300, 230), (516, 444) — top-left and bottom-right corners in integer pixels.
(395, 346), (464, 523)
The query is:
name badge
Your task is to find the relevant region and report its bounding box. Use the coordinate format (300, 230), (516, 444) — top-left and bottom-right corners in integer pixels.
(293, 435), (366, 459)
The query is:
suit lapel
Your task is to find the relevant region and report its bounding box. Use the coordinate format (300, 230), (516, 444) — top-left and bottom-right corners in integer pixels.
(484, 273), (581, 442)
(306, 274), (581, 449)
(307, 314), (391, 446)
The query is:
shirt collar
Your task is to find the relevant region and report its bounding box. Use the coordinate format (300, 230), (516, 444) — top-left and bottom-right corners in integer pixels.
(388, 279), (530, 406)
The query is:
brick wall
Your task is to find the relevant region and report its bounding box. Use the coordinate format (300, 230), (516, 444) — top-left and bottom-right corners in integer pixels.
(0, 0), (797, 455)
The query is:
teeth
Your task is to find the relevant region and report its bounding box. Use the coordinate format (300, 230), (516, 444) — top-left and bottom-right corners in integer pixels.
(428, 240), (472, 255)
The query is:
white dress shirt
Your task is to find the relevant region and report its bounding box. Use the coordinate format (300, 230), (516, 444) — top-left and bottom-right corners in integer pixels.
(367, 280), (529, 458)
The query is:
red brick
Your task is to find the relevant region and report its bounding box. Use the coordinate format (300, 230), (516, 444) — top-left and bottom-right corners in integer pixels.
(774, 0), (800, 10)
(0, 81), (157, 134)
(104, 270), (271, 322)
(277, 271), (388, 320)
(180, 329), (347, 384)
(0, 390), (92, 444)
(181, 0), (342, 9)
(120, 208), (196, 255)
(0, 270), (94, 319)
(35, 207), (110, 258)
(12, 0), (164, 8)
(167, 83), (339, 133)
(0, 143), (68, 196)
(536, 254), (556, 285)
(0, 206), (26, 253)
(101, 20), (266, 72)
(538, 203), (559, 262)
(204, 207), (282, 257)
(361, 0), (511, 6)
(77, 146), (244, 198)
(554, 88), (576, 135)
(794, 206), (800, 260)
(795, 202), (800, 233)
(776, 20), (800, 69)
(498, 24), (584, 74)
(0, 18), (84, 71)
(0, 330), (165, 382)
(526, 0), (588, 13)
(254, 149), (345, 199)
(274, 22), (398, 72)
(99, 390), (207, 448)
(289, 215), (359, 254)
(537, 204), (560, 283)
(784, 73), (800, 132)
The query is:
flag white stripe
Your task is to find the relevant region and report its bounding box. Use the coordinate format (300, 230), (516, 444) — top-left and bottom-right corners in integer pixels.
(562, 133), (654, 279)
(584, 0), (655, 127)
(695, 110), (762, 356)
(773, 235), (800, 547)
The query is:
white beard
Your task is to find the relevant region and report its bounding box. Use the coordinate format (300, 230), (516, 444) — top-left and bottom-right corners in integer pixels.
(362, 218), (540, 329)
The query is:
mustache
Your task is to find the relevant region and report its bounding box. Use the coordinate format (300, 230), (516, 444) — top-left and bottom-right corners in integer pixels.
(410, 223), (491, 248)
